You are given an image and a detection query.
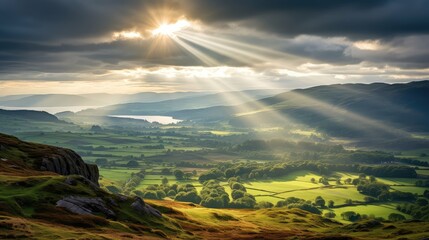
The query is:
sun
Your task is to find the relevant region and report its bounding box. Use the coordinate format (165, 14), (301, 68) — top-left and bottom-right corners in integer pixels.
(151, 19), (190, 37)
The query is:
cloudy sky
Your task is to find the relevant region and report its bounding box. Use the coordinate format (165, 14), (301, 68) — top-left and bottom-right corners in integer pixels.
(0, 0), (428, 95)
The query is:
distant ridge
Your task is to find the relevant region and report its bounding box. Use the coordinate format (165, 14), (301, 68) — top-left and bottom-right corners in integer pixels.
(0, 109), (60, 122)
(171, 80), (429, 137)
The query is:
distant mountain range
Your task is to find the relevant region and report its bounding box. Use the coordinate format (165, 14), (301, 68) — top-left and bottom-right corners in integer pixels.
(0, 109), (60, 122)
(170, 81), (429, 138)
(0, 92), (208, 107)
(75, 89), (284, 116)
(2, 81), (428, 143)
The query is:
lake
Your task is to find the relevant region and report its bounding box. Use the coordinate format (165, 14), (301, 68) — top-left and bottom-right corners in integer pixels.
(109, 115), (182, 125)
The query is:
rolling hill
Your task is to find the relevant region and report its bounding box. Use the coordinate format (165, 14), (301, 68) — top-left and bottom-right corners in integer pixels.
(1, 133), (428, 239)
(75, 89), (283, 116)
(171, 81), (429, 138)
(0, 92), (207, 107)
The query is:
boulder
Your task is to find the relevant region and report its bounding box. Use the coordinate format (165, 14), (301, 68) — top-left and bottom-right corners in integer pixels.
(56, 196), (116, 219)
(131, 197), (162, 218)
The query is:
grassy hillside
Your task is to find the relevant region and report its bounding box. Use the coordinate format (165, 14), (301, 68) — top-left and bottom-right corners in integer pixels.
(1, 133), (428, 239)
(0, 109), (78, 135)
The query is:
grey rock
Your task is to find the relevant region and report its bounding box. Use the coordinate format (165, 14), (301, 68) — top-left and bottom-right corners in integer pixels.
(56, 196), (116, 218)
(40, 148), (99, 185)
(116, 194), (129, 202)
(131, 197), (162, 218)
(64, 176), (77, 186)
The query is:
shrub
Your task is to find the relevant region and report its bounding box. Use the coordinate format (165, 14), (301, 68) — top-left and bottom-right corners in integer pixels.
(341, 211), (361, 221)
(315, 196), (325, 207)
(256, 201), (274, 209)
(388, 213), (406, 221)
(324, 212), (336, 218)
(167, 190), (176, 197)
(231, 190), (245, 200)
(143, 191), (159, 199)
(175, 191), (201, 204)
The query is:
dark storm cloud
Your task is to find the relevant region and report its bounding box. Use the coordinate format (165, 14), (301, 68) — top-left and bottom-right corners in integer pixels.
(2, 0), (428, 43)
(0, 0), (428, 81)
(0, 0), (178, 43)
(180, 0), (429, 39)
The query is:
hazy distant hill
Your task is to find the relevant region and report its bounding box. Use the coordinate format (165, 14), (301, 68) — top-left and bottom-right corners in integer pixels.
(0, 109), (76, 135)
(0, 92), (207, 107)
(0, 94), (101, 107)
(0, 109), (60, 122)
(76, 89), (283, 116)
(171, 81), (429, 138)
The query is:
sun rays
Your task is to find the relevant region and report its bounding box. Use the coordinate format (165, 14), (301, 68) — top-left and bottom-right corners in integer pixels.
(108, 16), (416, 138)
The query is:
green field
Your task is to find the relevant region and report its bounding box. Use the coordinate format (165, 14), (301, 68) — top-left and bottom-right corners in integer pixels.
(99, 168), (141, 186)
(326, 204), (412, 223)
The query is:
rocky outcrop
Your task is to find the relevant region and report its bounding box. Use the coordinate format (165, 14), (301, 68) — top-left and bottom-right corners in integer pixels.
(56, 195), (162, 219)
(40, 148), (99, 185)
(0, 133), (99, 185)
(56, 196), (116, 219)
(131, 196), (162, 218)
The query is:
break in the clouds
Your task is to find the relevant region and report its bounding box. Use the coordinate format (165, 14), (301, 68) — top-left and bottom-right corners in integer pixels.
(0, 0), (428, 94)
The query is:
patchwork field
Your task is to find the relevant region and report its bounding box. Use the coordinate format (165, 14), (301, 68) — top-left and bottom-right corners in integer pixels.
(325, 204), (412, 223)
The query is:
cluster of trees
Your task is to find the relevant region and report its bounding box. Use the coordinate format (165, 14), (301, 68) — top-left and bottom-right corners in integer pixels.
(141, 144), (165, 149)
(176, 161), (216, 169)
(397, 192), (429, 221)
(198, 162), (417, 183)
(135, 183), (202, 204)
(200, 180), (230, 208)
(228, 178), (256, 209)
(340, 211), (390, 222)
(416, 180), (429, 187)
(173, 169), (194, 180)
(276, 197), (321, 214)
(235, 139), (344, 153)
(396, 158), (429, 167)
(123, 170), (145, 194)
(354, 175), (416, 202)
(198, 169), (224, 183)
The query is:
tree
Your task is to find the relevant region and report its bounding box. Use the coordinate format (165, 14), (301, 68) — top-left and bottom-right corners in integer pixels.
(175, 191), (201, 204)
(328, 200), (334, 208)
(143, 191), (158, 199)
(184, 172), (193, 180)
(341, 211), (361, 221)
(311, 178), (316, 183)
(364, 196), (376, 203)
(388, 213), (406, 221)
(257, 201), (274, 209)
(344, 178), (352, 184)
(90, 125), (102, 132)
(324, 212), (336, 218)
(156, 190), (166, 199)
(167, 190), (176, 197)
(161, 168), (172, 175)
(231, 190), (245, 200)
(229, 196), (256, 209)
(173, 169), (184, 180)
(231, 182), (246, 191)
(201, 197), (225, 208)
(95, 158), (108, 167)
(345, 199), (353, 205)
(416, 198), (428, 206)
(162, 177), (169, 185)
(126, 160), (139, 168)
(315, 196), (326, 208)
